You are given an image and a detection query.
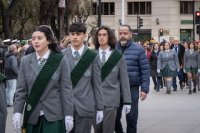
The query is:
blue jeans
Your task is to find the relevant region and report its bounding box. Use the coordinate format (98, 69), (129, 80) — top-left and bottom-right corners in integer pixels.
(172, 69), (184, 90)
(126, 88), (139, 133)
(6, 79), (17, 106)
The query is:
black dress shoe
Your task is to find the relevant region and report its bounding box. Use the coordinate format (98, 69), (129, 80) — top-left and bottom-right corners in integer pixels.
(193, 88), (196, 93)
(188, 90), (192, 94)
(173, 88), (177, 91)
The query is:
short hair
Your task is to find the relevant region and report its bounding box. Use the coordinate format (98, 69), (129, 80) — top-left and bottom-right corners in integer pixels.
(119, 24), (132, 32)
(69, 22), (87, 34)
(93, 25), (117, 50)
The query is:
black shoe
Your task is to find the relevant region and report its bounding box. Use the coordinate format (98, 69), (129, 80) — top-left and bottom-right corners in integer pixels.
(180, 85), (183, 90)
(193, 88), (196, 93)
(188, 90), (192, 94)
(173, 88), (177, 91)
(166, 90), (171, 94)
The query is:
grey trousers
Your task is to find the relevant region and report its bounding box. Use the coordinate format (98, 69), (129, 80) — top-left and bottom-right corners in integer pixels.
(70, 111), (93, 133)
(94, 107), (117, 133)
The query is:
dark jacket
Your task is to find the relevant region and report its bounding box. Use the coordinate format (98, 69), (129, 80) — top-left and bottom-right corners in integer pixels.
(4, 52), (18, 79)
(170, 44), (185, 66)
(149, 50), (160, 77)
(116, 41), (150, 93)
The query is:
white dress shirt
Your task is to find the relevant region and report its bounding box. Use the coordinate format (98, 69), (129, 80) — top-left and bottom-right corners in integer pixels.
(99, 46), (112, 62)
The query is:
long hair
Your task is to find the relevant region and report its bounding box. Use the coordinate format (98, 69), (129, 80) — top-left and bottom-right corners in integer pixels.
(93, 26), (117, 50)
(35, 25), (60, 53)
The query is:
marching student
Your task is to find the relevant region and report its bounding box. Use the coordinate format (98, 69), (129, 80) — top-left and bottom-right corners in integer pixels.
(62, 22), (104, 133)
(93, 26), (131, 133)
(13, 25), (74, 133)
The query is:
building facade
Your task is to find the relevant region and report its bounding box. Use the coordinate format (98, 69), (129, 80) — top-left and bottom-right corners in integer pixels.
(88, 0), (200, 42)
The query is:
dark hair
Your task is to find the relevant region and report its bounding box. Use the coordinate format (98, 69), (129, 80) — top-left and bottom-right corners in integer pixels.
(119, 24), (132, 32)
(188, 42), (196, 50)
(93, 25), (117, 50)
(35, 25), (60, 53)
(69, 22), (87, 34)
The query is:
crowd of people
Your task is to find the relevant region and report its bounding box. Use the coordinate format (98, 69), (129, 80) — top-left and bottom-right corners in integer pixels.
(0, 22), (199, 133)
(145, 37), (200, 94)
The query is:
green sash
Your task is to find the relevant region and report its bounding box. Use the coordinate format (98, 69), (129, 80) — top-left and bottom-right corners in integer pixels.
(101, 50), (122, 82)
(0, 73), (6, 82)
(71, 49), (97, 87)
(22, 52), (63, 132)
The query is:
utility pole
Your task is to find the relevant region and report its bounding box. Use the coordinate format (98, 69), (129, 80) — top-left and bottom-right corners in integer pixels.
(97, 0), (101, 27)
(193, 0), (195, 41)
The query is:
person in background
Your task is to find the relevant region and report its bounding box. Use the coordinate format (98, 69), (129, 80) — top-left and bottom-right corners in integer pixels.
(157, 42), (180, 94)
(115, 24), (150, 133)
(149, 42), (162, 91)
(13, 25), (74, 133)
(62, 22), (104, 133)
(196, 41), (200, 91)
(183, 42), (199, 94)
(0, 72), (7, 133)
(4, 44), (18, 107)
(170, 38), (185, 90)
(93, 26), (131, 133)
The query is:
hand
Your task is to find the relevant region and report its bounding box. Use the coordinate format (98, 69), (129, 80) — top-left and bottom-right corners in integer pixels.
(140, 91), (147, 101)
(13, 113), (22, 133)
(123, 105), (131, 114)
(183, 69), (186, 73)
(177, 69), (180, 72)
(65, 116), (73, 133)
(157, 69), (160, 73)
(96, 110), (103, 124)
(198, 69), (200, 73)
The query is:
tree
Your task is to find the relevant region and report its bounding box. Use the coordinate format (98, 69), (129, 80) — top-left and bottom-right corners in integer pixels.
(0, 0), (18, 38)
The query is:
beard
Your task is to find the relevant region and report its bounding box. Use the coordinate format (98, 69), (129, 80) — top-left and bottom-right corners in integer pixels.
(120, 40), (128, 46)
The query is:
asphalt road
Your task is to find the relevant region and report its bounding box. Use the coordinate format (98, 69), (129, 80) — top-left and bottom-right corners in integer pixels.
(6, 79), (200, 133)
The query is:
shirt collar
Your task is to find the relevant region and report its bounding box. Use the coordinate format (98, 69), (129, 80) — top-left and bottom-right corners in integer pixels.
(99, 46), (111, 54)
(36, 49), (50, 60)
(71, 44), (85, 56)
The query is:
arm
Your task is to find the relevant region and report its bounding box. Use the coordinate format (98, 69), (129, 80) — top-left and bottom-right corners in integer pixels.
(14, 57), (28, 114)
(119, 56), (131, 104)
(92, 56), (104, 110)
(60, 56), (74, 116)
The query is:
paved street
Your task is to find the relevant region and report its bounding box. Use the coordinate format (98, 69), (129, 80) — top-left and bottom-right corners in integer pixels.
(6, 79), (200, 133)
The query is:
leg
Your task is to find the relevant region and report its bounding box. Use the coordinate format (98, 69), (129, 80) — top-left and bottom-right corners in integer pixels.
(102, 107), (117, 133)
(152, 77), (157, 90)
(156, 77), (161, 91)
(187, 72), (192, 94)
(71, 111), (93, 133)
(126, 88), (139, 133)
(172, 76), (177, 91)
(177, 69), (184, 89)
(192, 73), (197, 93)
(115, 98), (124, 133)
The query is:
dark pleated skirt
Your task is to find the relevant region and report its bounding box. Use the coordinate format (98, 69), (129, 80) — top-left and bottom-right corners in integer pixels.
(161, 64), (177, 77)
(26, 116), (65, 133)
(185, 67), (198, 74)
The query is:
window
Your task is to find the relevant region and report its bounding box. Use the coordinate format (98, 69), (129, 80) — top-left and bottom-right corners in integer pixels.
(180, 1), (193, 14)
(128, 2), (151, 15)
(92, 2), (115, 15)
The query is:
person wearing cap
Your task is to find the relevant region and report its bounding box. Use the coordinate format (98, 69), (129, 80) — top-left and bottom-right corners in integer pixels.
(4, 44), (18, 107)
